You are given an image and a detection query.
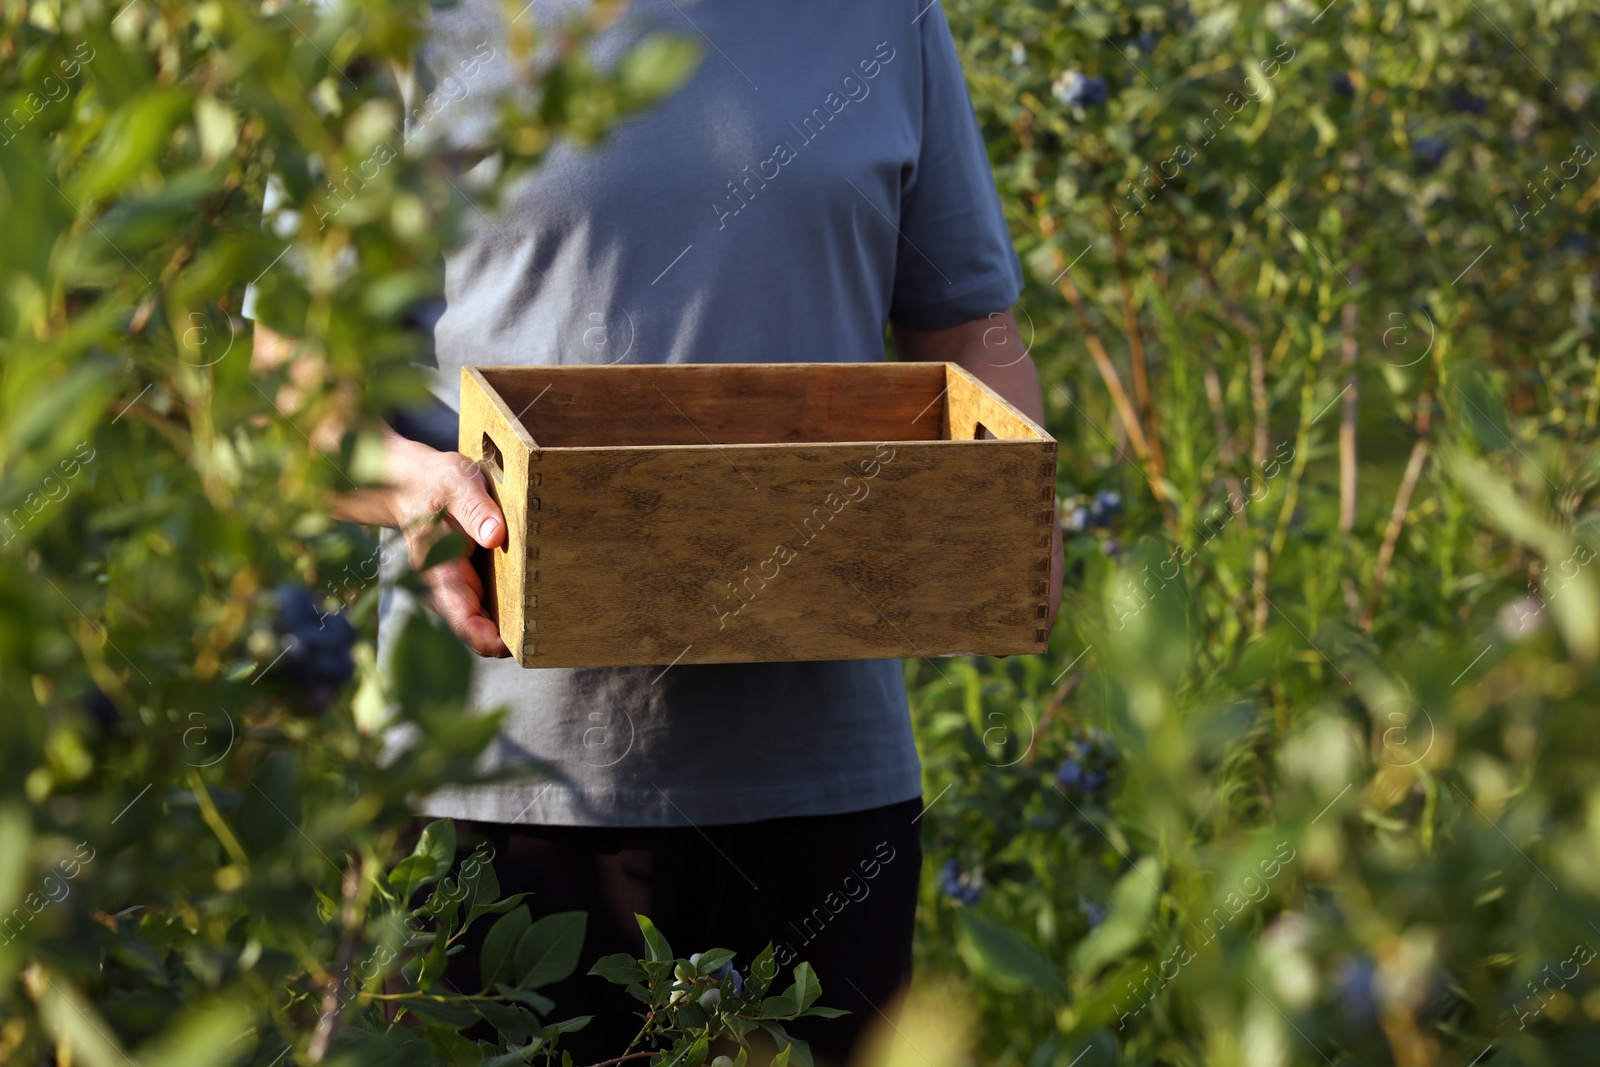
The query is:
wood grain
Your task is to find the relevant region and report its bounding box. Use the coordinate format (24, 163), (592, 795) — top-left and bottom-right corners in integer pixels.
(481, 363), (951, 447)
(459, 368), (535, 656)
(460, 363), (1058, 668)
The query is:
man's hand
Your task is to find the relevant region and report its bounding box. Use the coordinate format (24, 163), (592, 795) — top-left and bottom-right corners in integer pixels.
(253, 323), (511, 658)
(893, 308), (1065, 634)
(386, 435), (512, 659)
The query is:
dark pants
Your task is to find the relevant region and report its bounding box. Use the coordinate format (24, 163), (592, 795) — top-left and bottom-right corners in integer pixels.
(434, 797), (923, 1065)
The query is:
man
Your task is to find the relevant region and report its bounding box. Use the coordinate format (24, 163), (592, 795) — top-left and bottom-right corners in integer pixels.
(253, 0), (1062, 1059)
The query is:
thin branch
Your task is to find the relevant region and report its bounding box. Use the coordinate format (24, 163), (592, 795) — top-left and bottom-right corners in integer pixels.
(1106, 202), (1168, 485)
(1362, 441), (1431, 630)
(1052, 263), (1151, 458)
(308, 860), (364, 1063)
(1338, 266), (1361, 533)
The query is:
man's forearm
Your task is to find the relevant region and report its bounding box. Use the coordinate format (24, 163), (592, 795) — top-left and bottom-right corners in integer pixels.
(253, 321), (407, 528)
(893, 309), (1046, 427)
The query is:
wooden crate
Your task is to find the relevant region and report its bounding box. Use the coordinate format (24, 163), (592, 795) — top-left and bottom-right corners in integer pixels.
(458, 362), (1057, 668)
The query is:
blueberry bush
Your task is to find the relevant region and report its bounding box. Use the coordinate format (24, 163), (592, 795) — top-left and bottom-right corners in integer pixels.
(905, 0), (1600, 1064)
(6, 0), (1600, 1065)
(0, 1), (836, 1064)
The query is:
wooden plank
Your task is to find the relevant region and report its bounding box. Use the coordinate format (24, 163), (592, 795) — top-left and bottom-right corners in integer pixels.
(459, 368), (535, 663)
(479, 363), (950, 447)
(526, 438), (1051, 667)
(943, 362), (1052, 442)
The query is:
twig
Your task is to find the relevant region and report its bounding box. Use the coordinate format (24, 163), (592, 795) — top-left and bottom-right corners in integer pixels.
(1201, 350), (1249, 527)
(308, 860), (364, 1063)
(1338, 265), (1361, 532)
(1106, 202), (1168, 485)
(584, 1052), (663, 1067)
(581, 1009), (657, 1067)
(1362, 388), (1434, 630)
(1361, 441), (1430, 630)
(1048, 250), (1152, 463)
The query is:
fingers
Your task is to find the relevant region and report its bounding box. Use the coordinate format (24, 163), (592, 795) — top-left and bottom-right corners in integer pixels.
(425, 557), (511, 658)
(439, 452), (507, 550)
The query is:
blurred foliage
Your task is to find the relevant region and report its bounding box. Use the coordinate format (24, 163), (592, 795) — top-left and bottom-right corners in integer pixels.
(6, 0), (1600, 1066)
(0, 0), (795, 1063)
(907, 0), (1600, 1064)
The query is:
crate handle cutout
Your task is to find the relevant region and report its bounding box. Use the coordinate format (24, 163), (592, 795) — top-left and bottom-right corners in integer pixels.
(480, 432), (504, 485)
(973, 422), (997, 441)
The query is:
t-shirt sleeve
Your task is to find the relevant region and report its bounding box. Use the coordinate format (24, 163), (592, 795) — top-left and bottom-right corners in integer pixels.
(888, 1), (1024, 331)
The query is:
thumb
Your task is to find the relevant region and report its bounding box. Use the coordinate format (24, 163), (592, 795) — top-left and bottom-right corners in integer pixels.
(443, 461), (507, 550)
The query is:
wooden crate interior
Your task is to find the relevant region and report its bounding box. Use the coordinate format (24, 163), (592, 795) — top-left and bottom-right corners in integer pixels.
(476, 363), (1046, 448)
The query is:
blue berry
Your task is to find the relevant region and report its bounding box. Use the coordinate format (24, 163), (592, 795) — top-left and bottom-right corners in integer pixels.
(1102, 539), (1120, 557)
(1054, 70), (1109, 109)
(1089, 490), (1123, 526)
(1331, 71), (1354, 97)
(1134, 28), (1160, 54)
(938, 859), (982, 905)
(713, 962), (746, 998)
(1055, 729), (1118, 801)
(1055, 759), (1085, 791)
(1083, 903), (1106, 929)
(1335, 956), (1377, 1024)
(272, 584), (356, 693)
(1065, 505), (1090, 532)
(1445, 87), (1486, 114)
(1412, 137), (1448, 174)
(84, 689), (119, 731)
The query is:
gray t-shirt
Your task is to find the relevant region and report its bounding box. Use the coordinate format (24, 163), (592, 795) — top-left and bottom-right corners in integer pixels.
(366, 0), (1023, 827)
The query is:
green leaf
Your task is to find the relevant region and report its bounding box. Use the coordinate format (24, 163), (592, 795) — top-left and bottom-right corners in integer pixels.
(694, 947), (736, 976)
(956, 912), (1067, 1000)
(421, 530), (468, 572)
(479, 1039), (546, 1067)
(759, 991), (798, 1018)
(405, 998), (483, 1028)
(745, 943), (776, 999)
(37, 989), (124, 1067)
(414, 819), (456, 875)
(756, 1024), (811, 1067)
(130, 995), (252, 1067)
(466, 892), (528, 929)
(799, 1006), (850, 1019)
(458, 846), (501, 913)
(0, 804), (31, 917)
(392, 609), (475, 719)
(70, 86), (196, 203)
(619, 33), (703, 105)
(790, 962), (821, 1010)
(481, 906), (532, 990)
(541, 1014), (593, 1037)
(588, 953), (647, 985)
(637, 913), (672, 963)
(388, 854), (441, 904)
(495, 983), (556, 1015)
(679, 1032), (710, 1067)
(514, 910), (586, 989)
(1073, 857), (1162, 978)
